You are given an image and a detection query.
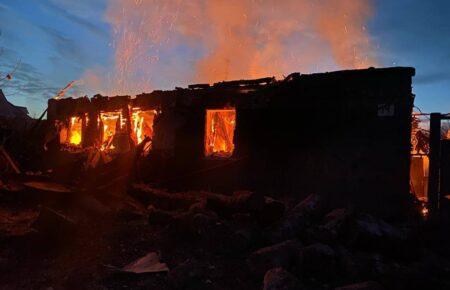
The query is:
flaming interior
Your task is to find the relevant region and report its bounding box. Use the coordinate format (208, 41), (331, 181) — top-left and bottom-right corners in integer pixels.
(59, 116), (82, 146)
(131, 109), (157, 145)
(100, 111), (123, 150)
(205, 109), (236, 158)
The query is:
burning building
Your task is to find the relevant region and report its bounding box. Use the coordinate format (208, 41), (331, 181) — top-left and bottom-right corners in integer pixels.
(48, 67), (415, 214)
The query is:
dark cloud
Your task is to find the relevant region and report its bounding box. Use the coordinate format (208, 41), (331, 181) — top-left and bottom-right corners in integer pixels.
(38, 0), (108, 39)
(39, 26), (87, 68)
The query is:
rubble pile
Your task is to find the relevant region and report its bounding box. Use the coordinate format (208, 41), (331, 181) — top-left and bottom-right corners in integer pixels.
(0, 180), (449, 290)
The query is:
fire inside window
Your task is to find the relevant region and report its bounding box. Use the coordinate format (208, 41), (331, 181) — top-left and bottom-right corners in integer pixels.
(99, 111), (124, 150)
(205, 109), (236, 158)
(131, 109), (157, 146)
(59, 116), (82, 146)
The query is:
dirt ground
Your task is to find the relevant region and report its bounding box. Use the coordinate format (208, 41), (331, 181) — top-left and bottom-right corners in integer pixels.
(1, 183), (450, 290)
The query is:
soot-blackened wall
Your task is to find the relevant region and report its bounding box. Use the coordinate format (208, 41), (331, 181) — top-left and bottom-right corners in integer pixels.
(143, 67), (415, 214)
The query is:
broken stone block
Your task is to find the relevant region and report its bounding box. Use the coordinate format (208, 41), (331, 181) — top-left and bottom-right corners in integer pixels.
(168, 259), (207, 289)
(270, 194), (325, 242)
(297, 243), (336, 280)
(347, 214), (407, 253)
(247, 239), (302, 276)
(232, 190), (265, 212)
(122, 252), (169, 274)
(311, 208), (353, 243)
(205, 190), (265, 218)
(229, 229), (253, 252)
(147, 205), (178, 225)
(257, 197), (286, 226)
(334, 281), (384, 290)
(191, 213), (218, 235)
(263, 268), (302, 290)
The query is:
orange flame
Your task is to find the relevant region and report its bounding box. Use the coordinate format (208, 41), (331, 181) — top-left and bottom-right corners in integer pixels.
(205, 109), (236, 158)
(59, 117), (82, 146)
(131, 108), (157, 145)
(100, 111), (122, 150)
(83, 0), (377, 94)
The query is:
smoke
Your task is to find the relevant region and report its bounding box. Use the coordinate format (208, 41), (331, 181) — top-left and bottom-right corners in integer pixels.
(83, 0), (377, 95)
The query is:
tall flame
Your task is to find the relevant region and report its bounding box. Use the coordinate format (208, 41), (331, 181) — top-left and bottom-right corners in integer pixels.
(84, 0), (377, 93)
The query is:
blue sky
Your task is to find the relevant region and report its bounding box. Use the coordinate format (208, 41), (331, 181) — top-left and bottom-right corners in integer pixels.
(0, 0), (449, 116)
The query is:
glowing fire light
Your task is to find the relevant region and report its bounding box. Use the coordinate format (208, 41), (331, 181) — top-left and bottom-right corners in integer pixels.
(59, 116), (82, 146)
(130, 108), (157, 145)
(100, 111), (123, 150)
(69, 117), (82, 145)
(205, 109), (236, 158)
(83, 0), (377, 95)
(421, 205), (429, 218)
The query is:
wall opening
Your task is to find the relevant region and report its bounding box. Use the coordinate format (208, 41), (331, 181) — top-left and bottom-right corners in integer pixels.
(99, 111), (125, 151)
(59, 116), (82, 147)
(131, 108), (157, 148)
(205, 108), (236, 158)
(410, 113), (430, 207)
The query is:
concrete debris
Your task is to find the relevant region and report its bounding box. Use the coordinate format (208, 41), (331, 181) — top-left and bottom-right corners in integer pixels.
(297, 243), (337, 280)
(122, 252), (169, 274)
(168, 259), (207, 289)
(263, 267), (303, 290)
(335, 281), (384, 290)
(270, 194), (325, 242)
(247, 240), (302, 276)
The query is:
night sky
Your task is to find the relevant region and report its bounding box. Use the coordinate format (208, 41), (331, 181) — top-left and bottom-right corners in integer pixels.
(0, 0), (449, 116)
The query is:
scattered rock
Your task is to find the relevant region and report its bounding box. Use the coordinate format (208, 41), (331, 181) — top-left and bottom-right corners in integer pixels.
(247, 239), (302, 276)
(270, 194), (325, 242)
(122, 252), (169, 274)
(335, 281), (384, 290)
(263, 267), (302, 290)
(131, 184), (198, 210)
(309, 208), (353, 244)
(298, 243), (336, 280)
(206, 190), (265, 217)
(148, 205), (178, 225)
(191, 213), (218, 235)
(257, 197), (286, 225)
(347, 214), (407, 253)
(168, 259), (207, 289)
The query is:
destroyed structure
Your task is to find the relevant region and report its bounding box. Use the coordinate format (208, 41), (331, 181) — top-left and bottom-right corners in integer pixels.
(5, 67), (450, 290)
(0, 89), (29, 119)
(0, 89), (31, 173)
(48, 67), (417, 215)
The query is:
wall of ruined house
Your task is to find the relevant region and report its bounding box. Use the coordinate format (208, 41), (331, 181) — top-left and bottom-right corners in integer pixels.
(234, 68), (415, 215)
(48, 67), (415, 216)
(140, 67), (415, 216)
